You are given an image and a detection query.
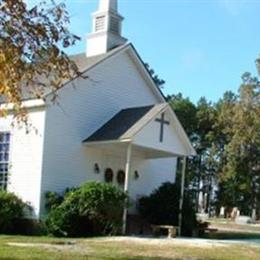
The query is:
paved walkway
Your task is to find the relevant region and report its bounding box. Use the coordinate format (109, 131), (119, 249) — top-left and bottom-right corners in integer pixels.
(106, 236), (260, 248)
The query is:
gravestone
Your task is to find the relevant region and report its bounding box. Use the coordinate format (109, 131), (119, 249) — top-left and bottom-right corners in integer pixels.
(219, 206), (225, 218)
(235, 216), (253, 224)
(196, 213), (209, 222)
(252, 209), (257, 221)
(231, 207), (239, 220)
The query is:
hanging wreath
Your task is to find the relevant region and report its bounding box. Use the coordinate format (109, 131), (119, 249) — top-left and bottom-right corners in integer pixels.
(117, 170), (125, 185)
(104, 168), (113, 183)
(134, 170), (139, 180)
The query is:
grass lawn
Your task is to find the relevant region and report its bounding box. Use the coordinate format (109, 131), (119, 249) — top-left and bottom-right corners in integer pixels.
(208, 218), (260, 232)
(0, 235), (260, 260)
(205, 218), (260, 240)
(204, 231), (260, 240)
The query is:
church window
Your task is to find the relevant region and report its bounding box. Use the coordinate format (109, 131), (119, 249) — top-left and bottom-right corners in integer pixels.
(110, 17), (120, 34)
(95, 15), (105, 32)
(104, 168), (114, 183)
(0, 132), (10, 190)
(116, 170), (125, 185)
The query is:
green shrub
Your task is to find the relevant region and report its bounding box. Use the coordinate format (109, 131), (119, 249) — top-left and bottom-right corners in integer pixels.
(45, 187), (77, 211)
(138, 182), (197, 236)
(45, 182), (128, 237)
(0, 191), (30, 234)
(45, 191), (64, 211)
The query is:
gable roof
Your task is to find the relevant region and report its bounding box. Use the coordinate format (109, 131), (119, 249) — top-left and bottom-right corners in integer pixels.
(83, 103), (196, 156)
(0, 43), (164, 106)
(69, 44), (128, 73)
(16, 43), (165, 103)
(63, 43), (166, 102)
(15, 44), (128, 102)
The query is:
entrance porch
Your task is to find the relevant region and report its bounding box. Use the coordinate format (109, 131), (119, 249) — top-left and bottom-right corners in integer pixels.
(83, 103), (195, 233)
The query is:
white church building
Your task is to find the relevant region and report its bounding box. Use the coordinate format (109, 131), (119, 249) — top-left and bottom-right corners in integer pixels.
(0, 0), (195, 221)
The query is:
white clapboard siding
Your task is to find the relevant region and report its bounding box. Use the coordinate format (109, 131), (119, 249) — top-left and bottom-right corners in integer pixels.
(0, 108), (46, 218)
(39, 50), (176, 217)
(0, 48), (177, 219)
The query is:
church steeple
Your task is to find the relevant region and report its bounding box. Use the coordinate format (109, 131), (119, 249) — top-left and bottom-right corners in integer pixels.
(99, 0), (117, 12)
(86, 0), (127, 57)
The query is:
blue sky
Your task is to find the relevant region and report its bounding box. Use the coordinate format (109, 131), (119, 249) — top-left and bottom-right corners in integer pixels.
(28, 0), (260, 103)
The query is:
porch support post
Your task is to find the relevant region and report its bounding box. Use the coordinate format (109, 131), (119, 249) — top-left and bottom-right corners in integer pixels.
(178, 156), (187, 236)
(122, 142), (132, 235)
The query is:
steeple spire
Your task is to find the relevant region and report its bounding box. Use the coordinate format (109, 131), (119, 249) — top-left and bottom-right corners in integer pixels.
(86, 0), (127, 57)
(98, 0), (117, 12)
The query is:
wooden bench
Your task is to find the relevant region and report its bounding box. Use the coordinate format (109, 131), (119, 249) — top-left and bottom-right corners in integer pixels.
(151, 225), (180, 238)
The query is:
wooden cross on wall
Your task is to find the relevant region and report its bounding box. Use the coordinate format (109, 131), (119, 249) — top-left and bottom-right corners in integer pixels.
(155, 112), (170, 143)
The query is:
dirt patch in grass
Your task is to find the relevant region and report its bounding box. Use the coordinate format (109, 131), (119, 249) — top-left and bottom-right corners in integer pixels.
(104, 237), (230, 248)
(7, 237), (232, 251)
(7, 241), (91, 255)
(1, 236), (260, 260)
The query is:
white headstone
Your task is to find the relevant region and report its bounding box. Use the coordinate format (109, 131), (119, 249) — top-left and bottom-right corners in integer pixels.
(220, 206), (225, 217)
(235, 216), (253, 224)
(196, 213), (209, 222)
(231, 207), (239, 220)
(252, 209), (257, 221)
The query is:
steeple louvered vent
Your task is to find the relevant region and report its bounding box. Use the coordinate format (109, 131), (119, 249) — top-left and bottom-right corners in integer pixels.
(95, 16), (106, 32)
(110, 16), (120, 34)
(86, 0), (127, 57)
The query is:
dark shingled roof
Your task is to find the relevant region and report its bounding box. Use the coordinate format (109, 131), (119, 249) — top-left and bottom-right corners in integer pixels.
(84, 105), (154, 142)
(0, 45), (128, 104)
(69, 47), (120, 72)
